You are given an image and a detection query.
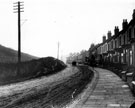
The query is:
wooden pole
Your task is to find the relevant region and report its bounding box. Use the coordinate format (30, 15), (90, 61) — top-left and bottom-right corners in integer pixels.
(13, 1), (24, 73)
(14, 1), (24, 63)
(18, 1), (21, 63)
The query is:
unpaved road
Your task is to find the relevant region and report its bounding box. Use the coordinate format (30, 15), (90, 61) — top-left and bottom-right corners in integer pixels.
(0, 65), (93, 108)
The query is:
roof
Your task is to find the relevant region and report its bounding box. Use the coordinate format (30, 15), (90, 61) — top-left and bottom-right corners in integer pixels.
(89, 15), (135, 53)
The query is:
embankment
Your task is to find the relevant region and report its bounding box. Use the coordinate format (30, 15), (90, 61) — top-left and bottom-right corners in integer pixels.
(0, 57), (66, 85)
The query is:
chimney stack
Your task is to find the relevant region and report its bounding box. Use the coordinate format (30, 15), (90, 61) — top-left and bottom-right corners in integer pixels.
(103, 35), (106, 43)
(114, 26), (119, 36)
(132, 9), (135, 19)
(122, 19), (128, 30)
(107, 31), (112, 39)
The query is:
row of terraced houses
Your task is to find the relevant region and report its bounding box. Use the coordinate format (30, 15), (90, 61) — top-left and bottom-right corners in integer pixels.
(89, 9), (135, 67)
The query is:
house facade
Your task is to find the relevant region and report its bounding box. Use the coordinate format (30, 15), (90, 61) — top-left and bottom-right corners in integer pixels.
(90, 9), (135, 67)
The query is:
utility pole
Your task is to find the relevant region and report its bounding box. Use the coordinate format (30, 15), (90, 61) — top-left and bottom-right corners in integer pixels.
(57, 42), (60, 59)
(13, 1), (24, 64)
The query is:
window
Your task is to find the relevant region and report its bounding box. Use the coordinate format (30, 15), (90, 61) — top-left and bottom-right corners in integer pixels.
(121, 35), (123, 45)
(126, 49), (128, 63)
(117, 39), (119, 48)
(130, 50), (133, 65)
(121, 53), (124, 63)
(123, 49), (126, 63)
(128, 29), (132, 40)
(123, 35), (125, 45)
(111, 41), (113, 49)
(115, 40), (117, 48)
(125, 34), (127, 44)
(119, 36), (121, 46)
(121, 35), (125, 45)
(117, 52), (119, 62)
(113, 40), (115, 48)
(134, 28), (135, 38)
(110, 54), (111, 62)
(114, 52), (118, 63)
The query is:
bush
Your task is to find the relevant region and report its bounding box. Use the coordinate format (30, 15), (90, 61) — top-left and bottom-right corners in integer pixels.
(0, 57), (67, 85)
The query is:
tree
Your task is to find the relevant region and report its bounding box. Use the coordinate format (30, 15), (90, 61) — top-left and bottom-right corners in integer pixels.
(88, 43), (95, 57)
(89, 43), (95, 51)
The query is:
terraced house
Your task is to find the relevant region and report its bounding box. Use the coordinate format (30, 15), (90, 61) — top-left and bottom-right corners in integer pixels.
(90, 9), (135, 68)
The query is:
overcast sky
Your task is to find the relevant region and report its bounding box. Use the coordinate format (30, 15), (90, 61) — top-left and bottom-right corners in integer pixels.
(0, 0), (134, 60)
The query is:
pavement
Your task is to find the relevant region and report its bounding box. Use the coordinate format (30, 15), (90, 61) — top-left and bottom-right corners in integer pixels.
(70, 68), (135, 108)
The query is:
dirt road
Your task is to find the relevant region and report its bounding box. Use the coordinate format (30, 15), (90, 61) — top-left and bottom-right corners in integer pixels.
(0, 65), (93, 108)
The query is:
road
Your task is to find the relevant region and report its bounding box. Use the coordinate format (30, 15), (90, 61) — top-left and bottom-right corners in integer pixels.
(0, 65), (93, 108)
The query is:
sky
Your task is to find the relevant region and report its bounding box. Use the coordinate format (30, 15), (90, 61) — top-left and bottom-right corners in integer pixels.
(0, 0), (134, 60)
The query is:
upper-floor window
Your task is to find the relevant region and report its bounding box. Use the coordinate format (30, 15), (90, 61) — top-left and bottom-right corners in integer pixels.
(111, 41), (113, 49)
(116, 39), (119, 48)
(105, 43), (108, 52)
(123, 35), (125, 45)
(115, 40), (117, 48)
(121, 53), (124, 63)
(125, 34), (128, 44)
(121, 35), (123, 45)
(108, 43), (109, 51)
(106, 44), (108, 51)
(130, 50), (133, 65)
(113, 40), (115, 49)
(119, 36), (121, 46)
(121, 35), (125, 45)
(128, 28), (132, 40)
(134, 27), (135, 38)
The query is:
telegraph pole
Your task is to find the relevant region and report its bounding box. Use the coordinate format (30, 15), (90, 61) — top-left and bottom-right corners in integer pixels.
(13, 1), (24, 64)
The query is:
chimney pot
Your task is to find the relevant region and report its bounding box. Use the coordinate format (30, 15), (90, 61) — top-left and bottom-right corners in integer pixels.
(103, 35), (106, 43)
(107, 31), (112, 39)
(114, 26), (119, 36)
(122, 19), (128, 30)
